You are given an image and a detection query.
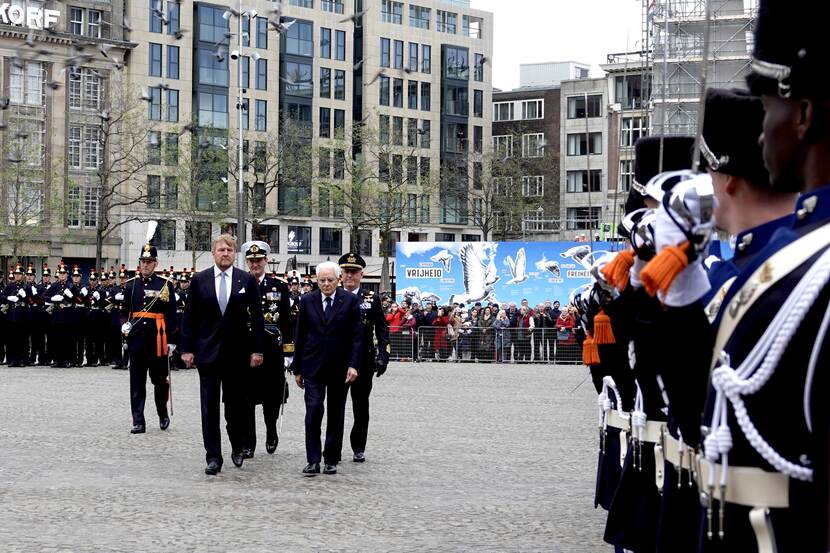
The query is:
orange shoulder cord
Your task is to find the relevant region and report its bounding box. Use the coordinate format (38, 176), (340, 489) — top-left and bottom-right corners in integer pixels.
(640, 241), (691, 297)
(601, 249), (635, 290)
(582, 332), (601, 365)
(592, 308), (616, 345)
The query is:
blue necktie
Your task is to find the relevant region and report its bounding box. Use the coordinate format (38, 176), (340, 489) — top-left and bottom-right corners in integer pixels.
(218, 272), (228, 315)
(324, 296), (332, 322)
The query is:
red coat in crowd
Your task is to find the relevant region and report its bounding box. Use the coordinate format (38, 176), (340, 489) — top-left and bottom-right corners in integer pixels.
(432, 315), (449, 350)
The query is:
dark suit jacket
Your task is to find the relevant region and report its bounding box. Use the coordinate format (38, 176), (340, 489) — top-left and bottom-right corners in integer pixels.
(355, 288), (389, 370)
(181, 266), (265, 366)
(293, 287), (363, 380)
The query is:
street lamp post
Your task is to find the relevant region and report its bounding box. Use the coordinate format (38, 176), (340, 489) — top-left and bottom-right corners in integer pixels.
(224, 3), (259, 267)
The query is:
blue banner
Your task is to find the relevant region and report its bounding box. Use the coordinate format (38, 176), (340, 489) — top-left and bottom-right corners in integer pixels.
(395, 241), (619, 308)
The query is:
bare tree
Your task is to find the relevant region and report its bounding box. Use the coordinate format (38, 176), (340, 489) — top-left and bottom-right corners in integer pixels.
(90, 74), (153, 268)
(317, 121), (435, 292)
(468, 126), (560, 241)
(0, 126), (62, 260)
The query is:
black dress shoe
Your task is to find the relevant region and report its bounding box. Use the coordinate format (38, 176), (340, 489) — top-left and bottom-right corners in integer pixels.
(323, 463), (337, 475)
(265, 435), (278, 454)
(231, 452), (244, 468)
(353, 452), (366, 463)
(205, 460), (222, 475)
(130, 424), (145, 434)
(241, 448), (254, 459)
(159, 416), (170, 430)
(302, 462), (320, 476)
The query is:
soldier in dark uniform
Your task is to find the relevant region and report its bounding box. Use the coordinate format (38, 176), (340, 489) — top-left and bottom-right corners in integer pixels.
(33, 264), (52, 366)
(240, 241), (293, 456)
(67, 265), (86, 366)
(24, 264), (46, 366)
(169, 268), (191, 371)
(688, 3), (830, 550)
(19, 263), (39, 365)
(121, 242), (177, 434)
(287, 273), (301, 329)
(46, 262), (73, 367)
(339, 252), (389, 463)
(107, 265), (128, 370)
(0, 269), (8, 364)
(301, 277), (312, 295)
(3, 263), (27, 366)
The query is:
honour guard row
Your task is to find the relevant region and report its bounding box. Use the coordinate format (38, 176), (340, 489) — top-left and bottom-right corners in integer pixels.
(574, 2), (828, 552)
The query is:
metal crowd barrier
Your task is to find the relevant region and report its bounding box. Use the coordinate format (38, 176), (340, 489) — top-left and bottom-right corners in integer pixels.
(390, 326), (583, 364)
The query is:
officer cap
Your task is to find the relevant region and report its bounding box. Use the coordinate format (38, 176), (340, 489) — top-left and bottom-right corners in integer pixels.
(242, 240), (270, 260)
(302, 277), (312, 287)
(747, 0), (830, 99)
(108, 266), (116, 279)
(338, 252), (366, 270)
(13, 263), (23, 275)
(71, 265), (81, 277)
(89, 269), (98, 280)
(139, 242), (158, 262)
(25, 264), (35, 276)
(118, 264), (127, 279)
(632, 136), (695, 196)
(42, 264), (51, 277)
(57, 261), (68, 274)
(178, 268), (191, 282)
(698, 88), (769, 187)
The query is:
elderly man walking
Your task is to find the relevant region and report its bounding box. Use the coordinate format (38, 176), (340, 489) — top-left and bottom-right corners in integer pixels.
(293, 261), (363, 476)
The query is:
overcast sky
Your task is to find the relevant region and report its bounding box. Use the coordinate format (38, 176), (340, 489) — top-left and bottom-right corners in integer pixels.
(471, 0), (643, 91)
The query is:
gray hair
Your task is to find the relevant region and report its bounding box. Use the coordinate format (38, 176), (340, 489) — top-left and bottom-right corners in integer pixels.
(315, 261), (341, 278)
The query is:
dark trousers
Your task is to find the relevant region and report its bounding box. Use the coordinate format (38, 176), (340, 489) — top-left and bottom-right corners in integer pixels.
(5, 311), (26, 365)
(128, 345), (169, 426)
(85, 312), (106, 364)
(241, 399), (281, 453)
(198, 363), (246, 464)
(29, 310), (47, 364)
(107, 324), (123, 367)
(349, 367), (374, 454)
(303, 376), (348, 465)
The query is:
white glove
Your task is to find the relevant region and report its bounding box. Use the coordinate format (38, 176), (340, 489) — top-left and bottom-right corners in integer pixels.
(175, 293), (180, 302)
(17, 288), (26, 298)
(121, 322), (132, 336)
(114, 293), (124, 301)
(284, 356), (294, 369)
(64, 289), (73, 298)
(629, 257), (648, 289)
(659, 263), (710, 307)
(31, 286), (37, 295)
(80, 287), (88, 296)
(167, 344), (177, 355)
(51, 294), (63, 302)
(92, 291), (100, 300)
(6, 296), (18, 303)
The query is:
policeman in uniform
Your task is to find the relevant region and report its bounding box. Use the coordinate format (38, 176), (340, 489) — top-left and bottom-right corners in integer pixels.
(287, 273), (301, 329)
(121, 242), (177, 434)
(3, 264), (27, 366)
(338, 252), (389, 463)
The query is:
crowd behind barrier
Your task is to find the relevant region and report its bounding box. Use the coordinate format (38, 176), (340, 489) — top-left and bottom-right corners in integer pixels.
(382, 296), (585, 364)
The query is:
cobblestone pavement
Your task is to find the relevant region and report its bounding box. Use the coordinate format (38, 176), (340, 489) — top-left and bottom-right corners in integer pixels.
(0, 362), (607, 552)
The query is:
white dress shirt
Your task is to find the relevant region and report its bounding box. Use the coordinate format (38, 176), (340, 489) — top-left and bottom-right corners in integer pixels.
(213, 265), (233, 305)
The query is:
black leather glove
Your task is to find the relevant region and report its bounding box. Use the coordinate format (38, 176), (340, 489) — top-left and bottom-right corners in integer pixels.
(375, 363), (388, 377)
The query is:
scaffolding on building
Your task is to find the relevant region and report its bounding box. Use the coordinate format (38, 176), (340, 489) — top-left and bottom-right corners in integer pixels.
(647, 0), (757, 137)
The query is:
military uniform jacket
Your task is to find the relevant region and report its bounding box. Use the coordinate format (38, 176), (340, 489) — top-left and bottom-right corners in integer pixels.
(259, 275), (293, 355)
(121, 275), (178, 357)
(698, 189), (830, 552)
(353, 287), (389, 371)
(2, 280), (27, 321)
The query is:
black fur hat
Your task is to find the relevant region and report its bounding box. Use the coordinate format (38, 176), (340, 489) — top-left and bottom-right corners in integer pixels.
(698, 88), (770, 188)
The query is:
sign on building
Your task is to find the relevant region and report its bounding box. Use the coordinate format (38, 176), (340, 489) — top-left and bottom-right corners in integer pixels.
(0, 3), (60, 30)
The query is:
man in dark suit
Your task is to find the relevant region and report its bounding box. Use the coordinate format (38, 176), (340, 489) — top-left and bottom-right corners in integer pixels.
(181, 234), (265, 476)
(293, 261), (363, 476)
(338, 253), (389, 463)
